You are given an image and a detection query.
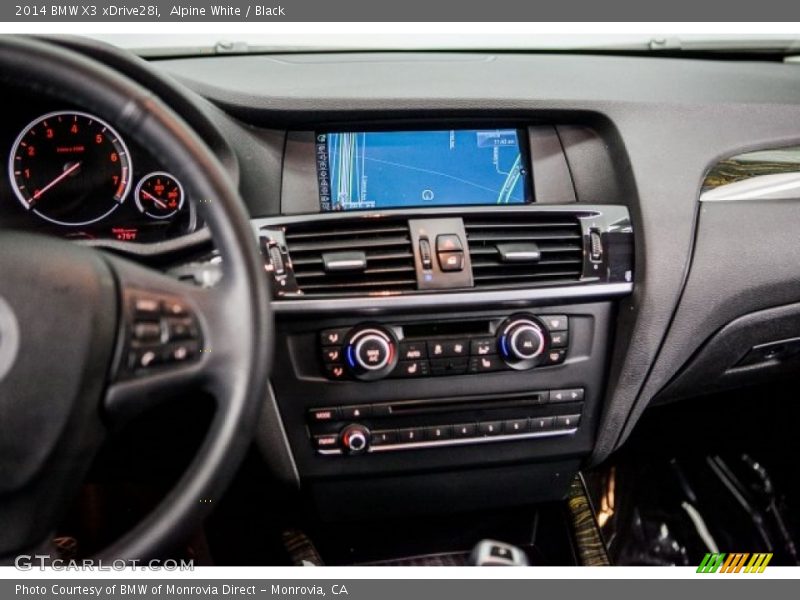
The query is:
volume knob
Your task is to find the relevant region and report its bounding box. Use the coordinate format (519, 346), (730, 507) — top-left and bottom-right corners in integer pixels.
(341, 424), (370, 454)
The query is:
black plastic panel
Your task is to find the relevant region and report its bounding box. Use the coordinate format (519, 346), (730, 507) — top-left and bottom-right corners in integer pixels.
(269, 302), (614, 505)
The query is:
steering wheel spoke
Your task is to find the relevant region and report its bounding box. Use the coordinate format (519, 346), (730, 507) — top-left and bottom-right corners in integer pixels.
(103, 255), (235, 423)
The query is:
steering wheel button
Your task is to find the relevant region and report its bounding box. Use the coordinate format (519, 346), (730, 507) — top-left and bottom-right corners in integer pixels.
(164, 341), (198, 363)
(133, 297), (160, 318)
(132, 321), (162, 343)
(130, 348), (161, 370)
(162, 299), (188, 317)
(166, 317), (196, 341)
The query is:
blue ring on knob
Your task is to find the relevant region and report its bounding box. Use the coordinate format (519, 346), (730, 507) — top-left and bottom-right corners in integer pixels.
(500, 335), (509, 358)
(346, 345), (356, 368)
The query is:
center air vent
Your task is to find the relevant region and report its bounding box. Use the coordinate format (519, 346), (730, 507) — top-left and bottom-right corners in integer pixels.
(284, 220), (416, 296)
(464, 214), (584, 289)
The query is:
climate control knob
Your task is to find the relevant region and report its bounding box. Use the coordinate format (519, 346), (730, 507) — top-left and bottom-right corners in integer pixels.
(340, 424), (370, 454)
(498, 315), (549, 370)
(344, 325), (398, 381)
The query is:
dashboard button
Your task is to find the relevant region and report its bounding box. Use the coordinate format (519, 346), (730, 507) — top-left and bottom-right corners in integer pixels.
(471, 337), (496, 356)
(395, 360), (430, 377)
(419, 238), (433, 270)
(555, 414), (581, 429)
(309, 407), (339, 423)
(441, 339), (469, 357)
(425, 425), (452, 441)
(504, 419), (529, 434)
(478, 421), (503, 436)
(321, 346), (343, 363)
(397, 427), (425, 443)
(323, 363), (348, 380)
(436, 234), (464, 252)
(550, 388), (584, 403)
(541, 315), (568, 331)
(469, 355), (504, 373)
(438, 251), (464, 272)
(340, 405), (371, 419)
(371, 430), (398, 446)
(453, 423), (477, 438)
(399, 341), (427, 360)
(530, 416), (555, 432)
(549, 330), (569, 348)
(543, 348), (567, 365)
(320, 328), (349, 346)
(313, 434), (340, 452)
(430, 357), (468, 376)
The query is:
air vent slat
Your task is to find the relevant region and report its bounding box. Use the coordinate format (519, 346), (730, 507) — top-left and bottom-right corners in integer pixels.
(465, 214), (584, 290)
(283, 219), (417, 296)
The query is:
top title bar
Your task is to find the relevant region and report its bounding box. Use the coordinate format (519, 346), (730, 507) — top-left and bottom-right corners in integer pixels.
(3, 0), (800, 22)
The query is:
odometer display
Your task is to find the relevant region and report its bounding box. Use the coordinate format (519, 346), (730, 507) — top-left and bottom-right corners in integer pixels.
(8, 111), (132, 227)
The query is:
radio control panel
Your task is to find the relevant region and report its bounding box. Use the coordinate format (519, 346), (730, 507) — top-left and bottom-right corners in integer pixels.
(307, 389), (585, 456)
(319, 313), (570, 381)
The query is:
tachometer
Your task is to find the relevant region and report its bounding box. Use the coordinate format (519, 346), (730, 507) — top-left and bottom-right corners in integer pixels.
(8, 110), (132, 227)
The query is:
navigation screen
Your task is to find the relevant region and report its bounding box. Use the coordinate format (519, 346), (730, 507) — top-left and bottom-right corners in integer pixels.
(316, 129), (531, 211)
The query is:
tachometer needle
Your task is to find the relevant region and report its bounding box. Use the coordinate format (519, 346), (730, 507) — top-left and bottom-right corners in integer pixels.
(30, 161), (82, 206)
(140, 189), (168, 210)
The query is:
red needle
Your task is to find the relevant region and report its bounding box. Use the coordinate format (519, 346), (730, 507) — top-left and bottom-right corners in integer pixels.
(30, 161), (82, 205)
(140, 189), (168, 210)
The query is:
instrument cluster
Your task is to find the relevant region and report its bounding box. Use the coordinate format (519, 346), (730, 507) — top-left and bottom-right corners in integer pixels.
(1, 103), (197, 244)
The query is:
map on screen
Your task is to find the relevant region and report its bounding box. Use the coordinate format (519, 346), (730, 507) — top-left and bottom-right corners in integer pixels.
(316, 129), (530, 211)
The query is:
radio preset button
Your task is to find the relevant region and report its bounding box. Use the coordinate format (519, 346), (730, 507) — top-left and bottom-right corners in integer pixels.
(425, 425), (453, 441)
(453, 423), (477, 438)
(371, 430), (398, 446)
(530, 416), (555, 431)
(555, 414), (581, 429)
(478, 421), (503, 436)
(504, 419), (529, 434)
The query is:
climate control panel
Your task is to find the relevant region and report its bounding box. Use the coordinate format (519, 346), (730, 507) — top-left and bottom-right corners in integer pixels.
(319, 313), (569, 381)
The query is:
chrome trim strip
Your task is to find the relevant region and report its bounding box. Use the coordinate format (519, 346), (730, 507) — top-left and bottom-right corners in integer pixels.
(273, 282), (632, 314)
(317, 448), (343, 455)
(700, 172), (800, 202)
(368, 427), (577, 453)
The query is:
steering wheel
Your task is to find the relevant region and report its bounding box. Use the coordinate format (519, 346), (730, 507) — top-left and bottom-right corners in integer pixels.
(0, 37), (272, 561)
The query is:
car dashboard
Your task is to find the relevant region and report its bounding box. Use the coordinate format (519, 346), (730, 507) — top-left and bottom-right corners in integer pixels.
(6, 45), (800, 522)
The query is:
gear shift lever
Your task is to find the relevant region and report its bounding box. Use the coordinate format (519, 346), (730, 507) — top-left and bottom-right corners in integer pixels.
(468, 539), (529, 566)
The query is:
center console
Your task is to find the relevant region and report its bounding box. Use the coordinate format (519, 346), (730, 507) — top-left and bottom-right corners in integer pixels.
(255, 121), (634, 519)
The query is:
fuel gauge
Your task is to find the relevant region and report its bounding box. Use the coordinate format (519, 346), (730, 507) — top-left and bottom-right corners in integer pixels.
(134, 171), (184, 219)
